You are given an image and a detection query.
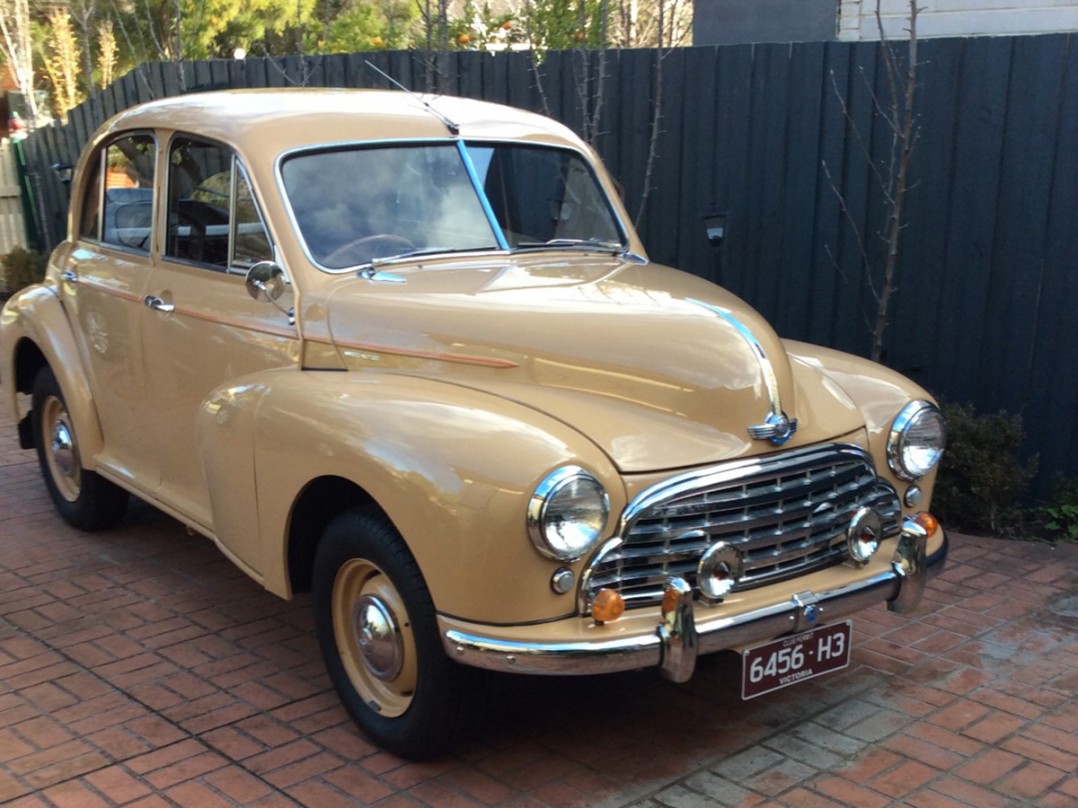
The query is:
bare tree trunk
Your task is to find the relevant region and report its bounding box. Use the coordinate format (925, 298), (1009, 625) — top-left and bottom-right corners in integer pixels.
(69, 1), (96, 97)
(634, 0), (667, 226)
(0, 0), (40, 125)
(869, 0), (919, 363)
(823, 0), (920, 364)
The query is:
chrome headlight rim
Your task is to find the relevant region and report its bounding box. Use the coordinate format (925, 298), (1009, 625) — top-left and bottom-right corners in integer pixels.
(527, 465), (610, 562)
(887, 400), (946, 482)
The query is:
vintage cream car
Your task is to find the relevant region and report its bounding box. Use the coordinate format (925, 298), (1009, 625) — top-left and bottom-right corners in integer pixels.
(0, 89), (947, 758)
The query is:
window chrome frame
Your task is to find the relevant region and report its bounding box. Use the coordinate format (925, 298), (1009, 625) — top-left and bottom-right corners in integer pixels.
(78, 130), (158, 257)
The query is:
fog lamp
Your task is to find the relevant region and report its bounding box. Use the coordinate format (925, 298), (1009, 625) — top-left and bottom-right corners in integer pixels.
(591, 588), (624, 623)
(697, 542), (742, 600)
(847, 507), (883, 564)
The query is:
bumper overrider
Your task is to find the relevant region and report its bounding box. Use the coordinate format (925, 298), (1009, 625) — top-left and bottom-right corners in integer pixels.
(443, 516), (947, 681)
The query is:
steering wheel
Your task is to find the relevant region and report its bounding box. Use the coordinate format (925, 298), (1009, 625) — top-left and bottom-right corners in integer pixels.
(324, 234), (416, 268)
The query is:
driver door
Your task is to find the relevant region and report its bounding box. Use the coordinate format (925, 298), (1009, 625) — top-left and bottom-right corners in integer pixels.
(140, 135), (298, 560)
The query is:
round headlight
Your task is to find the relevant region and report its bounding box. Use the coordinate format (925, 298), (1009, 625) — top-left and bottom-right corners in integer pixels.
(887, 401), (946, 481)
(527, 466), (610, 561)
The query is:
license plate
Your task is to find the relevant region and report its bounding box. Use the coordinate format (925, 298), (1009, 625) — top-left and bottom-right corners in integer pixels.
(741, 621), (851, 699)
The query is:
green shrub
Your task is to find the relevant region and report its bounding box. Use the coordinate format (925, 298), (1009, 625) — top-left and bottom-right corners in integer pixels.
(1040, 477), (1078, 543)
(0, 246), (46, 296)
(932, 402), (1038, 535)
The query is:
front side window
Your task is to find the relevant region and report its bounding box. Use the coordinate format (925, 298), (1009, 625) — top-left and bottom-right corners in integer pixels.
(232, 164), (273, 268)
(88, 133), (155, 251)
(280, 141), (625, 271)
(166, 137), (272, 270)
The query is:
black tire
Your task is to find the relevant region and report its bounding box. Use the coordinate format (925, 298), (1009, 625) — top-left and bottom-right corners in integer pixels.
(312, 507), (472, 759)
(31, 366), (128, 530)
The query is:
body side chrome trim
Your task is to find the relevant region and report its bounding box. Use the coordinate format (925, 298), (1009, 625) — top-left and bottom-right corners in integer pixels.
(311, 335), (519, 369)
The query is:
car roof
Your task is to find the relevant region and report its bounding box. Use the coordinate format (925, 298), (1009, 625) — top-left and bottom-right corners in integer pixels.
(95, 88), (588, 157)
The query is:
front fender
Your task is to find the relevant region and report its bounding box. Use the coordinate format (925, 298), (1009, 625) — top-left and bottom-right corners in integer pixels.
(216, 368), (625, 624)
(1, 284), (103, 464)
(783, 340), (940, 500)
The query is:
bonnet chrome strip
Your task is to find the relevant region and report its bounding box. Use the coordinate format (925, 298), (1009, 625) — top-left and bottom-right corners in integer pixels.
(686, 297), (797, 444)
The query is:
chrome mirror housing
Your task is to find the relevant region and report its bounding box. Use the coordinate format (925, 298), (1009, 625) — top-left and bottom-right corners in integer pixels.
(245, 261), (288, 303)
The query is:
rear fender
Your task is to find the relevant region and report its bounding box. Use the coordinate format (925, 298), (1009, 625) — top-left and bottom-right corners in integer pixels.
(1, 285), (103, 463)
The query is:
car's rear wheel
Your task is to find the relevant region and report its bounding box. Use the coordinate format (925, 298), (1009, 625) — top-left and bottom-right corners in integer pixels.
(312, 507), (471, 759)
(32, 366), (128, 530)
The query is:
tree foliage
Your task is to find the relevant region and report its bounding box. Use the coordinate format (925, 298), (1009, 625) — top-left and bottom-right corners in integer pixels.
(41, 13), (83, 120)
(7, 0), (691, 120)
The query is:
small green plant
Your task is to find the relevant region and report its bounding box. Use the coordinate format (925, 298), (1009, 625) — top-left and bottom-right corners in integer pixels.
(1040, 477), (1078, 543)
(0, 246), (46, 296)
(932, 402), (1038, 535)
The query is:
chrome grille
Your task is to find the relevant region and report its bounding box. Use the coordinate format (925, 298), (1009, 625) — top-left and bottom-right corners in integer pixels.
(583, 444), (901, 611)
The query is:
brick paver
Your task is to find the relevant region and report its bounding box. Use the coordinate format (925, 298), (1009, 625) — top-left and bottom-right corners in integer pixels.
(1, 407), (1075, 806)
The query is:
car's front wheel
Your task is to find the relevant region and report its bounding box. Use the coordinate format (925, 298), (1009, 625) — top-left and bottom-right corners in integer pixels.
(32, 366), (128, 530)
(312, 507), (471, 759)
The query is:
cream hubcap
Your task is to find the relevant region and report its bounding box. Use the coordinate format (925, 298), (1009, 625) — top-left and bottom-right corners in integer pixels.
(333, 559), (417, 717)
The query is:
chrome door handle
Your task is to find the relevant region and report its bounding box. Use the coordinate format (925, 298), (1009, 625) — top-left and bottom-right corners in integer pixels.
(143, 295), (175, 313)
(61, 269), (78, 283)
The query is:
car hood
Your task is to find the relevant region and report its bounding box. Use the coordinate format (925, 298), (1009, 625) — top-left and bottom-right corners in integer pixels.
(322, 256), (865, 472)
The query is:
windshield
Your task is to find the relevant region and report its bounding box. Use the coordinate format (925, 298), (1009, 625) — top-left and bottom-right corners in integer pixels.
(280, 141), (626, 270)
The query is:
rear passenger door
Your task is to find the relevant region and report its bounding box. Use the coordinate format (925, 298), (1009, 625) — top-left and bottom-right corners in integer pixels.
(58, 132), (161, 489)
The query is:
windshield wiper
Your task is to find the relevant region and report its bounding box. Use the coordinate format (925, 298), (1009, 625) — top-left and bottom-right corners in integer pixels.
(512, 238), (626, 254)
(357, 245), (497, 272)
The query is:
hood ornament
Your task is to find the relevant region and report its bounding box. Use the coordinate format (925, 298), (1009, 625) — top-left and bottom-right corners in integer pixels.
(748, 411), (798, 445)
(686, 298), (798, 446)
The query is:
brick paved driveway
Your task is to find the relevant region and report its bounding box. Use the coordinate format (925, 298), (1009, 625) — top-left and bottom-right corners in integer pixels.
(1, 408), (1075, 807)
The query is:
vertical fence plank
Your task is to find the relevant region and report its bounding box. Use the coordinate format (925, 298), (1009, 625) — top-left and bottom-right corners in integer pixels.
(886, 38), (963, 383)
(162, 62), (184, 97)
(1031, 36), (1078, 487)
(617, 50), (654, 228)
(505, 51), (534, 112)
(639, 49), (686, 269)
(736, 43), (791, 321)
(934, 37), (1011, 407)
(481, 48), (507, 104)
(977, 34), (1067, 414)
(776, 42), (827, 341)
(674, 48), (719, 283)
(459, 51), (483, 100)
(324, 54), (346, 87)
(589, 48), (620, 179)
(827, 41), (878, 355)
(709, 44), (753, 295)
(807, 40), (850, 348)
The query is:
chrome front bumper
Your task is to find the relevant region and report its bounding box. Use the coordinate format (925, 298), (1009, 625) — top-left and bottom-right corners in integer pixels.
(443, 518), (947, 681)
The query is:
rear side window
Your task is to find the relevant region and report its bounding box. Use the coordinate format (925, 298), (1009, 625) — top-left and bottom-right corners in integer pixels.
(166, 136), (272, 271)
(80, 133), (156, 251)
